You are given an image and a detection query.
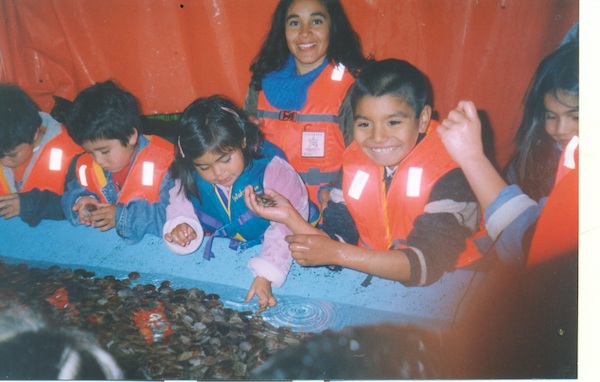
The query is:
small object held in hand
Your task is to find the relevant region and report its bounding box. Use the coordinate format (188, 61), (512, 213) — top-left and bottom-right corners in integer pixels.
(82, 203), (98, 217)
(255, 193), (277, 207)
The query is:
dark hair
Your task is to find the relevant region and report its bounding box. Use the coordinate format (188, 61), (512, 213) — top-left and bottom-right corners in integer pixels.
(350, 59), (430, 117)
(0, 83), (42, 155)
(251, 323), (444, 379)
(249, 0), (368, 90)
(0, 306), (123, 379)
(506, 42), (578, 200)
(66, 81), (142, 146)
(171, 95), (264, 200)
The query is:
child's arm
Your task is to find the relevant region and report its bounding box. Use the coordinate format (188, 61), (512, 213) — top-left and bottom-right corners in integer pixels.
(286, 168), (479, 286)
(438, 100), (543, 266)
(17, 189), (65, 227)
(246, 157), (317, 290)
(114, 172), (176, 245)
(437, 100), (508, 211)
(162, 179), (203, 254)
(61, 156), (101, 225)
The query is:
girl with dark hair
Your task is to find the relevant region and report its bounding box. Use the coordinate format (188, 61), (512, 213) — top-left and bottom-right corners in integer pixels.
(244, 0), (369, 207)
(505, 41), (578, 201)
(438, 42), (578, 266)
(164, 95), (313, 313)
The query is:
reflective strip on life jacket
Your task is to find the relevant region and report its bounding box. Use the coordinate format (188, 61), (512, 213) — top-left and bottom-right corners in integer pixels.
(142, 161), (154, 186)
(48, 148), (63, 171)
(406, 167), (423, 197)
(562, 135), (578, 170)
(79, 165), (88, 187)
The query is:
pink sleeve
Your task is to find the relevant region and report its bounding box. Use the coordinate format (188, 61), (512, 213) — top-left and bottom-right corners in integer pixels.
(247, 157), (309, 288)
(163, 179), (204, 255)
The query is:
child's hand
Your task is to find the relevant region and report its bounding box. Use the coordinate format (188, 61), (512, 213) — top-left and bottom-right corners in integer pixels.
(437, 100), (485, 167)
(73, 196), (100, 225)
(88, 203), (117, 231)
(245, 276), (277, 314)
(244, 185), (294, 223)
(0, 193), (20, 219)
(319, 187), (331, 210)
(286, 234), (342, 267)
(164, 223), (198, 246)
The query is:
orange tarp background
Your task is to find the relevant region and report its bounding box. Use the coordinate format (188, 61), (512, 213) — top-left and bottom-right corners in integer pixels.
(0, 0), (578, 166)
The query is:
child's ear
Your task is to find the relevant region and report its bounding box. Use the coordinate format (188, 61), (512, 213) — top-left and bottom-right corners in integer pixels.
(241, 137), (247, 149)
(127, 129), (139, 146)
(418, 105), (432, 134)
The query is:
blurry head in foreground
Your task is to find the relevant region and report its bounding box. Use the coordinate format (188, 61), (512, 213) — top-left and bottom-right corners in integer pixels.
(0, 305), (123, 379)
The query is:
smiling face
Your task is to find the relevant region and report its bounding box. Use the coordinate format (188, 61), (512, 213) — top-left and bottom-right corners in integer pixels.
(285, 0), (330, 75)
(192, 148), (246, 188)
(353, 95), (430, 167)
(81, 131), (138, 174)
(543, 89), (579, 149)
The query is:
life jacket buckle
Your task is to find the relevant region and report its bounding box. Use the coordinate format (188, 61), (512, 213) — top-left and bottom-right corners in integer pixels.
(279, 110), (297, 122)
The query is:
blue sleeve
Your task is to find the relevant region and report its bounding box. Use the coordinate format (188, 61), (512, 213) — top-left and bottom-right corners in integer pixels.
(484, 184), (544, 265)
(60, 155), (99, 225)
(114, 171), (175, 244)
(19, 189), (65, 227)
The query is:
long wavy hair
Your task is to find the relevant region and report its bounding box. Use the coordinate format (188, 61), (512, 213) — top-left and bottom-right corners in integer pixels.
(505, 42), (578, 200)
(249, 0), (368, 90)
(171, 95), (264, 201)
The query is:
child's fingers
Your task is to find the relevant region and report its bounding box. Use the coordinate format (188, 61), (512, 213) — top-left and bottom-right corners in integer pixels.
(164, 232), (173, 242)
(462, 100), (478, 120)
(244, 288), (255, 303)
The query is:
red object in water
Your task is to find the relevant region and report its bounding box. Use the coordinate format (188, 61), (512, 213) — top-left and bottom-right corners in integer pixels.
(132, 303), (173, 343)
(45, 287), (79, 315)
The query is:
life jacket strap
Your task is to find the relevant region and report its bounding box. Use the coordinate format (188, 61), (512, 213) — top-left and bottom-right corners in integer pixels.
(299, 168), (338, 186)
(257, 110), (338, 123)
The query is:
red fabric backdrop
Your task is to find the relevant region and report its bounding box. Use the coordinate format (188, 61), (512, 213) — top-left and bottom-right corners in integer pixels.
(0, 0), (578, 166)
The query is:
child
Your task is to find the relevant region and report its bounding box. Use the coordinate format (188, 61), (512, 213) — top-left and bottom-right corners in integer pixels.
(163, 95), (312, 313)
(62, 81), (175, 244)
(246, 59), (481, 286)
(244, 0), (369, 206)
(0, 83), (82, 226)
(438, 42), (578, 266)
(504, 41), (578, 201)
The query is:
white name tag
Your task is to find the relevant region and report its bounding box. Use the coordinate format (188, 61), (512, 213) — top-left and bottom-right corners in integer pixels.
(302, 131), (325, 158)
(348, 170), (369, 200)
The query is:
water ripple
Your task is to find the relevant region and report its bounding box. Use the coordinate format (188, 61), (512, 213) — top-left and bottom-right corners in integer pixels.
(260, 296), (340, 332)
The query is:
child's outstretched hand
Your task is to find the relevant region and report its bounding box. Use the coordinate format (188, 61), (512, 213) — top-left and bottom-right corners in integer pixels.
(437, 100), (485, 167)
(244, 185), (294, 224)
(73, 196), (100, 225)
(164, 223), (198, 247)
(286, 233), (343, 267)
(88, 203), (117, 231)
(0, 193), (20, 219)
(245, 276), (277, 314)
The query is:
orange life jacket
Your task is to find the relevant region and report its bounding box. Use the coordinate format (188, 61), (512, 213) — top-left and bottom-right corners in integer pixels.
(0, 125), (82, 196)
(527, 137), (578, 267)
(342, 130), (482, 267)
(75, 135), (174, 204)
(257, 62), (354, 204)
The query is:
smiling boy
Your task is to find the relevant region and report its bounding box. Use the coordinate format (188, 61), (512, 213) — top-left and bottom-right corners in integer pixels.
(246, 59), (481, 286)
(62, 81), (175, 244)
